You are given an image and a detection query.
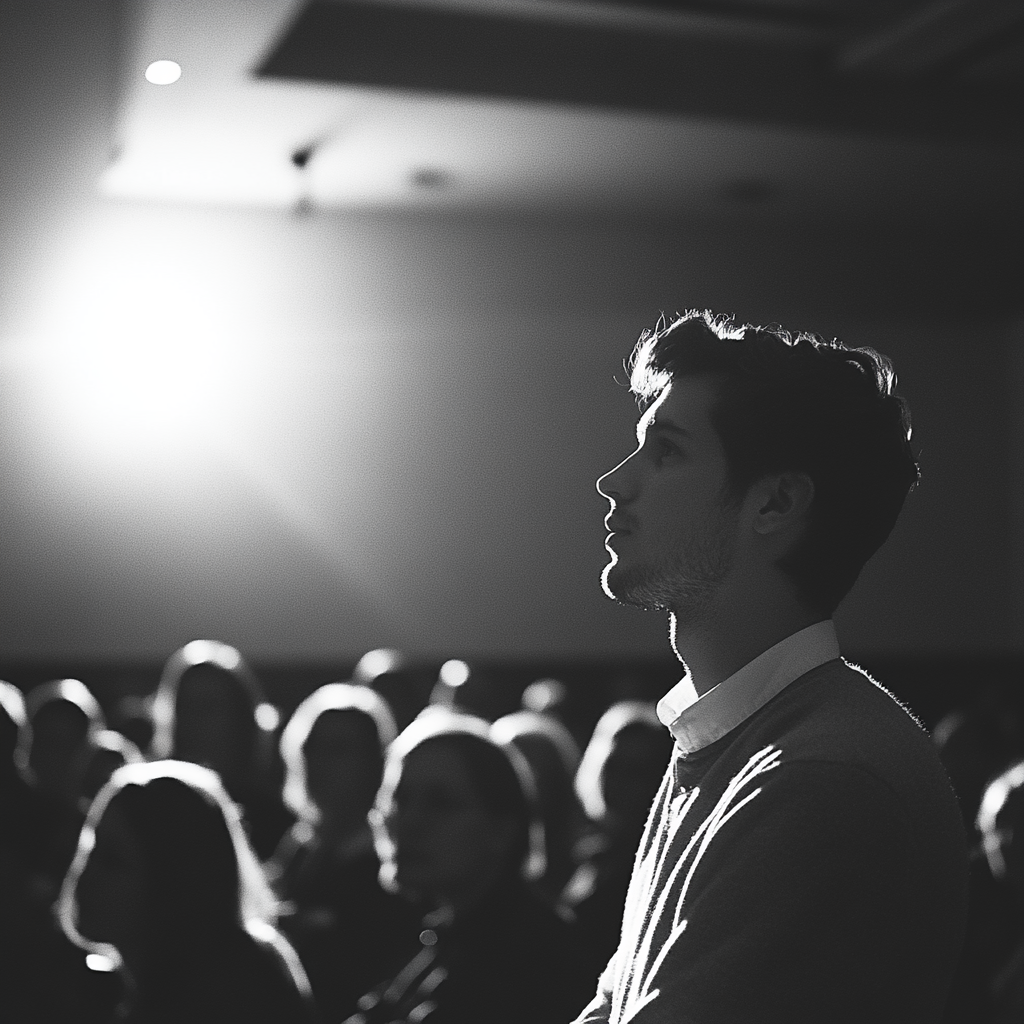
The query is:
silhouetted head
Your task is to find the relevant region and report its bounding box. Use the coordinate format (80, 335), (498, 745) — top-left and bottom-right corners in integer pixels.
(109, 694), (156, 754)
(60, 760), (276, 987)
(280, 682), (396, 833)
(353, 647), (432, 731)
(69, 729), (144, 812)
(599, 311), (918, 616)
(151, 641), (275, 795)
(978, 758), (1024, 914)
(491, 710), (582, 894)
(0, 680), (26, 783)
(576, 702), (672, 841)
(372, 710), (543, 912)
(520, 677), (569, 715)
(21, 679), (104, 801)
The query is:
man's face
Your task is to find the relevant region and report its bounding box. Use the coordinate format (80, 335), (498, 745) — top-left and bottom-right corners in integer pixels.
(596, 375), (739, 623)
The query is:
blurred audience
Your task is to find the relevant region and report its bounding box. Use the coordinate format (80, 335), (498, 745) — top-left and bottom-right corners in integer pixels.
(1, 658), (1020, 1022)
(150, 640), (291, 858)
(490, 708), (583, 902)
(271, 682), (418, 1021)
(59, 759), (315, 1023)
(561, 701), (674, 980)
(348, 709), (590, 1024)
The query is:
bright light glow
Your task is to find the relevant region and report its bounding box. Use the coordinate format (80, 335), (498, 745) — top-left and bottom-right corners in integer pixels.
(439, 659), (470, 688)
(15, 210), (263, 481)
(85, 953), (117, 972)
(145, 60), (181, 85)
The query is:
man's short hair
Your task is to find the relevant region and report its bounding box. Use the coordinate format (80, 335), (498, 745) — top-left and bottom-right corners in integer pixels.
(629, 310), (919, 614)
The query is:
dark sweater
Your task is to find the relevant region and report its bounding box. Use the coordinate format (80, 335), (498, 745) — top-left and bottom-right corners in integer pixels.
(573, 659), (969, 1024)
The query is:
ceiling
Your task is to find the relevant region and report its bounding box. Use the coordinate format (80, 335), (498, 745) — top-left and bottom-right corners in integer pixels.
(102, 0), (1023, 225)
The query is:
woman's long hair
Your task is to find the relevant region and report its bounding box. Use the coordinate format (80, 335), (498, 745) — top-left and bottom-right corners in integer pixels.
(279, 682), (397, 825)
(149, 640), (273, 763)
(59, 760), (278, 994)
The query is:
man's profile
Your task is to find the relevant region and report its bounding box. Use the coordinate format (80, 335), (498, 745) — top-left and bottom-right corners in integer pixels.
(573, 312), (968, 1023)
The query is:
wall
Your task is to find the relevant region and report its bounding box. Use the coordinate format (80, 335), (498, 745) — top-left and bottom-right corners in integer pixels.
(0, 201), (1020, 661)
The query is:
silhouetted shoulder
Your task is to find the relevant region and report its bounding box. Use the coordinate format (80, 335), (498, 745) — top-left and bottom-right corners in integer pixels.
(242, 921), (317, 1023)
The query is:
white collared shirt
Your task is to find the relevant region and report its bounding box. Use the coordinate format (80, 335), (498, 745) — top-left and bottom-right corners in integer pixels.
(656, 620), (841, 755)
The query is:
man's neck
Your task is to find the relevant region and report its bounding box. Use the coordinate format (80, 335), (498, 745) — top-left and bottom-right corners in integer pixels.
(670, 594), (822, 697)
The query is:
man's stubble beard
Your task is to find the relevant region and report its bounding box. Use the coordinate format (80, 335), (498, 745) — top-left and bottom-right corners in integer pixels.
(601, 515), (737, 627)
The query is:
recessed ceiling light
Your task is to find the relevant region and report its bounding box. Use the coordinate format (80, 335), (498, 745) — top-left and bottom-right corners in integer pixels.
(145, 60), (181, 85)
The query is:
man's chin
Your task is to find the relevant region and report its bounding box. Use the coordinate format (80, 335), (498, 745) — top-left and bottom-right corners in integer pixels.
(601, 562), (668, 612)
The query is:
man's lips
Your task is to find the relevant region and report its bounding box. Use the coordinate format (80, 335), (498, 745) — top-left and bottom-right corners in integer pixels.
(605, 514), (633, 534)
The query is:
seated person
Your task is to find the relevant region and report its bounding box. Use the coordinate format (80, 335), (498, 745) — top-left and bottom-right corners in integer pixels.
(272, 682), (417, 1020)
(346, 709), (591, 1024)
(19, 679), (105, 889)
(977, 759), (1024, 1023)
(150, 640), (291, 858)
(59, 759), (314, 1023)
(560, 702), (673, 979)
(490, 708), (583, 903)
(70, 729), (144, 812)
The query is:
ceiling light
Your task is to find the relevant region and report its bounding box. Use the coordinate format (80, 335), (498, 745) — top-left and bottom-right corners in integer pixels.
(145, 60), (181, 85)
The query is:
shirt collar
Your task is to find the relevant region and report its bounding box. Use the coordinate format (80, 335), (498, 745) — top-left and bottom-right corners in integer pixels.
(656, 619), (841, 755)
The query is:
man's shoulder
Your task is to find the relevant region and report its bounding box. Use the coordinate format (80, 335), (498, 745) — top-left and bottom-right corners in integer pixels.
(724, 658), (965, 851)
(753, 657), (932, 766)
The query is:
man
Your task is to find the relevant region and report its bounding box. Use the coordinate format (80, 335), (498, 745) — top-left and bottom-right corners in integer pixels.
(574, 312), (968, 1024)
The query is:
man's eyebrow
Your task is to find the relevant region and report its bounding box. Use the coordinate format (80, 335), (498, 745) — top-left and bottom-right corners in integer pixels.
(637, 419), (691, 443)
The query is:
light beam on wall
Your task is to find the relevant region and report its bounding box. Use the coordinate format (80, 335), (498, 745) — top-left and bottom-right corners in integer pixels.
(1, 204), (403, 595)
(14, 210), (261, 478)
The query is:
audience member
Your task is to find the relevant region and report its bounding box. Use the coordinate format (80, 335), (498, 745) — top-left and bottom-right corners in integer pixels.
(976, 759), (1024, 1023)
(109, 693), (156, 756)
(150, 640), (291, 857)
(935, 694), (1024, 1022)
(19, 678), (106, 888)
(21, 678), (104, 804)
(491, 708), (583, 902)
(272, 682), (418, 1020)
(70, 729), (144, 812)
(521, 677), (570, 716)
(2, 679), (118, 1022)
(562, 702), (673, 979)
(1, 680), (37, 870)
(353, 648), (433, 731)
(347, 709), (589, 1024)
(59, 759), (315, 1023)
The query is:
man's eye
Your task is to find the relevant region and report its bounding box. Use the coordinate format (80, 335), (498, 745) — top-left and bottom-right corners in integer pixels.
(653, 440), (679, 462)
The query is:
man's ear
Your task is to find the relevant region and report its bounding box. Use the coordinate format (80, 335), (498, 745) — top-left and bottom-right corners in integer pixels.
(752, 472), (815, 536)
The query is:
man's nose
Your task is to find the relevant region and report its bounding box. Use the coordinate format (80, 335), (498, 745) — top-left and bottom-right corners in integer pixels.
(596, 451), (636, 503)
